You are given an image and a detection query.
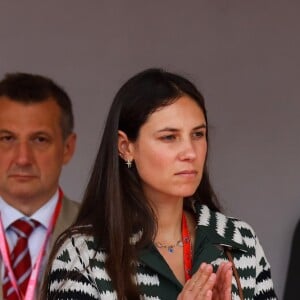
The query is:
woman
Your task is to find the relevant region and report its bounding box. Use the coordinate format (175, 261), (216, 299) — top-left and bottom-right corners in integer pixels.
(43, 69), (277, 299)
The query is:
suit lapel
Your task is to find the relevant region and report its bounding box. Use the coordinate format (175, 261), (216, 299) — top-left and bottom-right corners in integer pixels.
(48, 196), (79, 250)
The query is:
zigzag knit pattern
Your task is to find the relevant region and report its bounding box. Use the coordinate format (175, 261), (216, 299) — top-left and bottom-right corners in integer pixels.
(46, 204), (277, 299)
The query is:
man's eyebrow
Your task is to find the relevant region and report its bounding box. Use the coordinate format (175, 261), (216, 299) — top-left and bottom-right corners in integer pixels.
(0, 129), (14, 134)
(31, 131), (51, 135)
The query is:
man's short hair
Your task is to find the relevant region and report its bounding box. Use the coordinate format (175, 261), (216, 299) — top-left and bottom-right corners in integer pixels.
(0, 72), (74, 139)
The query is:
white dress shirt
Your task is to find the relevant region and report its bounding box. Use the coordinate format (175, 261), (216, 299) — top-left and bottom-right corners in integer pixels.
(0, 190), (59, 277)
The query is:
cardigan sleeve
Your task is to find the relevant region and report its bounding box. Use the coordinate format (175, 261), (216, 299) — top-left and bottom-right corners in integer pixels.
(254, 235), (277, 300)
(46, 235), (100, 300)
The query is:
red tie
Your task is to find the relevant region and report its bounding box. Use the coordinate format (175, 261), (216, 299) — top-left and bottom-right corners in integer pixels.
(2, 218), (39, 300)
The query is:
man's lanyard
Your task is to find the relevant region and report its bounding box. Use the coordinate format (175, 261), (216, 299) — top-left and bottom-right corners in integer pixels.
(182, 213), (192, 282)
(0, 189), (63, 300)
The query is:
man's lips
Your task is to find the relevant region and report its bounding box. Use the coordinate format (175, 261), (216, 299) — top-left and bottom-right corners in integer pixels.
(9, 174), (37, 179)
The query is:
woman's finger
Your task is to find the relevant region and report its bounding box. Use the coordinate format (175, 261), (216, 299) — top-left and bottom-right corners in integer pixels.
(178, 263), (216, 300)
(213, 262), (233, 300)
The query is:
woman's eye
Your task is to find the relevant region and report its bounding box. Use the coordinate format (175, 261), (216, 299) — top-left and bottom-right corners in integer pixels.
(160, 135), (176, 141)
(193, 131), (205, 138)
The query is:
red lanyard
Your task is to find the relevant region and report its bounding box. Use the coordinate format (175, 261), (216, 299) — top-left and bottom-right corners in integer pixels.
(0, 188), (63, 300)
(182, 213), (192, 281)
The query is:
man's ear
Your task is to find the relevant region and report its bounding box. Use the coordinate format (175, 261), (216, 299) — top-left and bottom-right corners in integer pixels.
(63, 133), (77, 164)
(118, 130), (134, 161)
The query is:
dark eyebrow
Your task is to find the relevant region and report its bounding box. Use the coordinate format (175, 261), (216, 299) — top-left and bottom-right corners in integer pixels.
(0, 129), (14, 134)
(193, 124), (207, 130)
(157, 128), (179, 133)
(31, 131), (51, 136)
(157, 123), (207, 133)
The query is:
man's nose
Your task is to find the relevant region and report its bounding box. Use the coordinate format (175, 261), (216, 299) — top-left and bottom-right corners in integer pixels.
(14, 142), (33, 165)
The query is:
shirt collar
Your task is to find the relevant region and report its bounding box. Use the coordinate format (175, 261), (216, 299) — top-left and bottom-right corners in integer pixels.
(0, 190), (59, 230)
(194, 203), (248, 252)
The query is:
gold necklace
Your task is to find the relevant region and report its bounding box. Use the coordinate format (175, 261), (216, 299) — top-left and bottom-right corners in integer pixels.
(154, 240), (183, 253)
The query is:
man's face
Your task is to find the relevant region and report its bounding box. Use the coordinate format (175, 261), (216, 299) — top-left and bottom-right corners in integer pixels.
(0, 97), (76, 209)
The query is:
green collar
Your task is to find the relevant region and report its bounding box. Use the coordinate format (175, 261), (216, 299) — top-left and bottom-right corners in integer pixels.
(194, 203), (249, 253)
(138, 204), (249, 288)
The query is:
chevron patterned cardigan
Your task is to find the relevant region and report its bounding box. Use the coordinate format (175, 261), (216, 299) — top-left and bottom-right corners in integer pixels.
(46, 204), (277, 299)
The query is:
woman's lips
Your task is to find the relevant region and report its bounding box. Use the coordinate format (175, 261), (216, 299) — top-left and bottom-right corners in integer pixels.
(174, 170), (197, 177)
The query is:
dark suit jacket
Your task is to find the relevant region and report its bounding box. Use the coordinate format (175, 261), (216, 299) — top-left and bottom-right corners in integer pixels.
(283, 220), (300, 300)
(0, 196), (80, 299)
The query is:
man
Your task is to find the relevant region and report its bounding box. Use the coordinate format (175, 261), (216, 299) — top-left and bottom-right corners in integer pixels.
(284, 219), (300, 299)
(0, 73), (79, 299)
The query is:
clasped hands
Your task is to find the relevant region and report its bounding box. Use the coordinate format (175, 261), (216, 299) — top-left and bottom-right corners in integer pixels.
(177, 262), (233, 300)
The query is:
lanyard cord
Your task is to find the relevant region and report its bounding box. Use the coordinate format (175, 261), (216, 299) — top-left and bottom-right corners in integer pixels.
(0, 189), (63, 300)
(182, 213), (192, 281)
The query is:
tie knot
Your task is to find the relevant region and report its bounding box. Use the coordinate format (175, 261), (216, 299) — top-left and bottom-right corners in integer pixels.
(10, 218), (39, 238)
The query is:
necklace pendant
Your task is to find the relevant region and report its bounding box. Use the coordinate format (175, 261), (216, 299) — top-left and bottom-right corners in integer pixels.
(168, 246), (175, 253)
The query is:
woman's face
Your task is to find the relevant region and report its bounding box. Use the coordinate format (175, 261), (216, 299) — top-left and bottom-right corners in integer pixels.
(129, 95), (207, 204)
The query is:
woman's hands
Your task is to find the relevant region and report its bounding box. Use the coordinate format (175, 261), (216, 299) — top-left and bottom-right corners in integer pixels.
(212, 262), (232, 300)
(177, 262), (232, 300)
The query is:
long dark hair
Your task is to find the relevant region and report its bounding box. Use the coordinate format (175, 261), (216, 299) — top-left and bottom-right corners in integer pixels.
(45, 68), (220, 299)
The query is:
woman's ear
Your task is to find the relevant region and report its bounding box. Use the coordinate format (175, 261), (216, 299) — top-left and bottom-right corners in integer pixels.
(118, 130), (134, 161)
